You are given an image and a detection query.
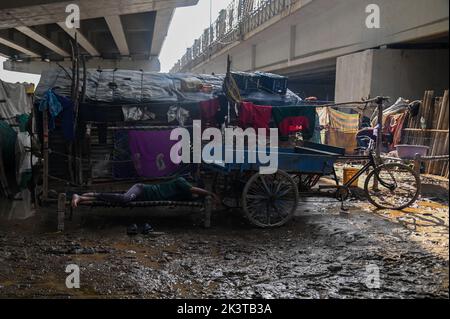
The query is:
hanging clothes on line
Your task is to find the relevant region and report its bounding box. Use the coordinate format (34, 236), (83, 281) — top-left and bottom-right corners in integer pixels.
(327, 108), (360, 154)
(383, 112), (408, 151)
(272, 105), (317, 140)
(238, 102), (272, 133)
(38, 89), (62, 130)
(128, 130), (181, 178)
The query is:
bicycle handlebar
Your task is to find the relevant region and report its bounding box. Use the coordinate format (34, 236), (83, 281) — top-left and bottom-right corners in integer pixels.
(358, 136), (376, 152)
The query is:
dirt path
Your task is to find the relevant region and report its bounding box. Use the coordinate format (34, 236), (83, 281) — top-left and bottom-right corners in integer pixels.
(0, 180), (448, 299)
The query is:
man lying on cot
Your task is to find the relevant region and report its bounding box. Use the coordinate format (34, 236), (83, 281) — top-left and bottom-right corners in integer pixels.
(71, 177), (219, 208)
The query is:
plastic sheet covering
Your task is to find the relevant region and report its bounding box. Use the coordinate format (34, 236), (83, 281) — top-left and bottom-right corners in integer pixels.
(0, 80), (32, 120)
(122, 106), (156, 122)
(34, 68), (99, 100)
(242, 88), (302, 106)
(35, 68), (303, 106)
(142, 73), (178, 103)
(36, 69), (179, 104)
(170, 74), (202, 92)
(195, 74), (225, 92)
(181, 92), (216, 103)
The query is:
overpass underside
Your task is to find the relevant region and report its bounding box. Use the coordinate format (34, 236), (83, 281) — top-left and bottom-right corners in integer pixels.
(175, 0), (449, 102)
(0, 0), (198, 74)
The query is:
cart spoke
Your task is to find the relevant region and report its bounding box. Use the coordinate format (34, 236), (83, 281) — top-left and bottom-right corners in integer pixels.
(259, 175), (271, 195)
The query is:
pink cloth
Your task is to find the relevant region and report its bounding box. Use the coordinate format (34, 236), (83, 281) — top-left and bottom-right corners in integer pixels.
(128, 130), (180, 178)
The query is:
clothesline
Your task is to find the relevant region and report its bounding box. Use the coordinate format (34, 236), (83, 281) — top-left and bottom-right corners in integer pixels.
(318, 97), (388, 108)
(86, 123), (193, 131)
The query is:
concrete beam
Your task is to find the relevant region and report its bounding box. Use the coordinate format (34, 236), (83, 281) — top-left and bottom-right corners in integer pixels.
(57, 22), (100, 57)
(105, 15), (130, 56)
(3, 56), (161, 74)
(0, 36), (40, 57)
(15, 26), (70, 57)
(150, 8), (175, 56)
(0, 0), (199, 29)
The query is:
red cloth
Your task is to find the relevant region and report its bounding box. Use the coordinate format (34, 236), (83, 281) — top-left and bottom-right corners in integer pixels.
(239, 102), (254, 128)
(383, 113), (407, 151)
(239, 102), (272, 133)
(200, 98), (220, 126)
(277, 116), (310, 136)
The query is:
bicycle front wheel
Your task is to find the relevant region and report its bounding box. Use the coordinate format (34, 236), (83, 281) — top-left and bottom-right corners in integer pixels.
(364, 163), (421, 210)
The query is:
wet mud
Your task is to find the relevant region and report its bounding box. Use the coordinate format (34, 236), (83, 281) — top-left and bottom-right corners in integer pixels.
(0, 177), (448, 299)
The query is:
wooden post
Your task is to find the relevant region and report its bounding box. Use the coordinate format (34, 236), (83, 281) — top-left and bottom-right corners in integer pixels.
(373, 97), (384, 190)
(86, 124), (93, 185)
(0, 148), (10, 198)
(376, 98), (383, 160)
(204, 196), (212, 228)
(57, 193), (66, 232)
(414, 153), (422, 176)
(77, 143), (83, 186)
(42, 110), (49, 200)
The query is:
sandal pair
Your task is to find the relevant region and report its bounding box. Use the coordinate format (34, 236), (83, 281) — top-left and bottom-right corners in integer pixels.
(127, 223), (154, 236)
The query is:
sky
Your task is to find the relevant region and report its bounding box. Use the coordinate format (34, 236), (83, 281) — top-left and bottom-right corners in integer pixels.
(159, 0), (234, 72)
(0, 0), (231, 83)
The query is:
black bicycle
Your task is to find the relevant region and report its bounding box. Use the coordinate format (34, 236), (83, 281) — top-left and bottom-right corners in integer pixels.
(333, 137), (421, 210)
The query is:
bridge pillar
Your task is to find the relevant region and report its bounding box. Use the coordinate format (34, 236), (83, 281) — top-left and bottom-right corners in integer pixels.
(335, 49), (449, 103)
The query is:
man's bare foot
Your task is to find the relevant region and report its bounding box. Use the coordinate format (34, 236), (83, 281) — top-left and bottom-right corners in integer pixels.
(72, 194), (81, 208)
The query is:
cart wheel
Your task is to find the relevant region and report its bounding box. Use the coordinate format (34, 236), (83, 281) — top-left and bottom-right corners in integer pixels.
(242, 170), (299, 228)
(364, 163), (421, 210)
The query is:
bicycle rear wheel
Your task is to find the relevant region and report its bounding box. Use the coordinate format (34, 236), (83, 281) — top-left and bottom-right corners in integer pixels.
(364, 163), (421, 210)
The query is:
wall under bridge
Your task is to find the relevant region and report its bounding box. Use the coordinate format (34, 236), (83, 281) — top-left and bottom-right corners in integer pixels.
(180, 0), (448, 101)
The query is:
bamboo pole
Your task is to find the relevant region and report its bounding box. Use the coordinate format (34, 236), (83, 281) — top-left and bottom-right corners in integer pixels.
(373, 97), (384, 190)
(0, 148), (11, 198)
(42, 110), (49, 200)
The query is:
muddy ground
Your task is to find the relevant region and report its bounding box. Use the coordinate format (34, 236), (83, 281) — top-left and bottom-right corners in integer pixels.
(0, 176), (448, 299)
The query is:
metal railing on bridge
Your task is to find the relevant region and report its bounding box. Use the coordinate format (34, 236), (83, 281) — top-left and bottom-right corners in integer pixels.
(171, 0), (299, 73)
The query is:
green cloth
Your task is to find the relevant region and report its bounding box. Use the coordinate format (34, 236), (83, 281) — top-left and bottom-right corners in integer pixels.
(16, 114), (30, 132)
(272, 105), (317, 140)
(19, 171), (32, 190)
(0, 120), (18, 169)
(143, 177), (193, 201)
(0, 120), (18, 193)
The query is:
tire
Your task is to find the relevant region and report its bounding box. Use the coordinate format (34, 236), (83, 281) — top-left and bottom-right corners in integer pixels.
(242, 170), (299, 228)
(364, 163), (421, 210)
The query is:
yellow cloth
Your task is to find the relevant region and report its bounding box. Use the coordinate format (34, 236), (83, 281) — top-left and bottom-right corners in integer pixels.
(327, 109), (360, 154)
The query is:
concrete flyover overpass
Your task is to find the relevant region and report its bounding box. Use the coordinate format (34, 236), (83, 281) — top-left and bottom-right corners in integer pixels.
(0, 0), (199, 74)
(172, 0), (449, 102)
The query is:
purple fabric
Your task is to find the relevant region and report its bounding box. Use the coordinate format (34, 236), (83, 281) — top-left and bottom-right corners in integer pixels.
(128, 130), (181, 178)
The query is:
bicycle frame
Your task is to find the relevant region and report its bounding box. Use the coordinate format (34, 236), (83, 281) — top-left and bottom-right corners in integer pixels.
(343, 152), (397, 191)
(342, 158), (374, 188)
